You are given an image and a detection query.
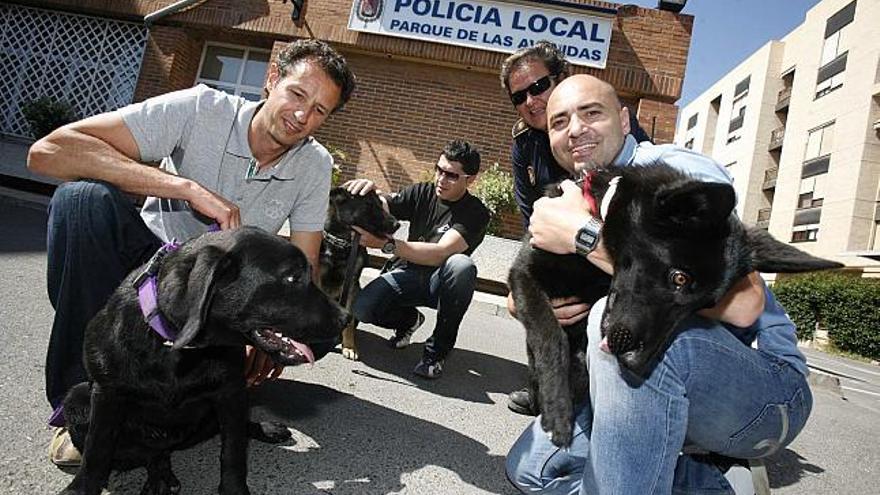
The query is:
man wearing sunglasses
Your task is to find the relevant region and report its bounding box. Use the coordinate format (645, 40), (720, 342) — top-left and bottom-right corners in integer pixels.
(500, 41), (575, 417)
(500, 42), (653, 417)
(343, 140), (490, 379)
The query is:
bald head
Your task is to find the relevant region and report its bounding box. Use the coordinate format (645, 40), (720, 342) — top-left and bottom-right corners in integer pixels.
(545, 74), (630, 173)
(547, 75), (623, 124)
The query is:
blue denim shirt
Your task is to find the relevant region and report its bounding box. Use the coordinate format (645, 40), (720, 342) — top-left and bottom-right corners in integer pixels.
(610, 135), (808, 377)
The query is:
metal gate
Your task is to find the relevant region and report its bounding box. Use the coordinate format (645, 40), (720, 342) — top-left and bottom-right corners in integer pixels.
(0, 4), (147, 138)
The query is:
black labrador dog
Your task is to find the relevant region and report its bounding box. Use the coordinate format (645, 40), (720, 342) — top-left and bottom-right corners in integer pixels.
(60, 227), (350, 495)
(319, 186), (399, 361)
(508, 163), (842, 447)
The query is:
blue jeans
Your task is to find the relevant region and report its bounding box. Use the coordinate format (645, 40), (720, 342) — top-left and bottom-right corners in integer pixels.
(352, 254), (477, 360)
(45, 181), (163, 411)
(506, 296), (812, 495)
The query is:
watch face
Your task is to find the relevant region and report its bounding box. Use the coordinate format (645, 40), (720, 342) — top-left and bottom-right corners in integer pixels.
(575, 219), (601, 256)
(381, 240), (396, 254)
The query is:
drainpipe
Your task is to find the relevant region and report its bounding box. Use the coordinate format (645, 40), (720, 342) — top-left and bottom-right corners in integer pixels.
(144, 0), (203, 26)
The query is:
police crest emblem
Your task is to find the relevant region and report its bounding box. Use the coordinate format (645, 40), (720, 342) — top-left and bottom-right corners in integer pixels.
(356, 0), (383, 22)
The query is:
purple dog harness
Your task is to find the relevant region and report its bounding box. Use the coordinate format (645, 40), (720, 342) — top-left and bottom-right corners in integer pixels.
(49, 225), (220, 426)
(134, 240), (182, 342)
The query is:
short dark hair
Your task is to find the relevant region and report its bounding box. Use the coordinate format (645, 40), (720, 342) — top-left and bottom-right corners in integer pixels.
(443, 140), (481, 176)
(499, 41), (570, 93)
(275, 39), (356, 113)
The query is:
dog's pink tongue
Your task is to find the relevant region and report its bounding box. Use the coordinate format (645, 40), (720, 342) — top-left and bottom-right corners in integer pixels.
(599, 337), (611, 354)
(292, 341), (315, 365)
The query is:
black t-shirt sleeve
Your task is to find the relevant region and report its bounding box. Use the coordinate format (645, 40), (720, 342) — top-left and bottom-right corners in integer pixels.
(449, 196), (490, 253)
(387, 183), (420, 221)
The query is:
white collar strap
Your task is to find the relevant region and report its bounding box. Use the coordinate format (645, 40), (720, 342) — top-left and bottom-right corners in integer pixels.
(600, 176), (621, 221)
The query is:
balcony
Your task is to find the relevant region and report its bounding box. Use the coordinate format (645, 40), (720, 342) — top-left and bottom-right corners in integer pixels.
(756, 208), (772, 230)
(763, 168), (778, 190)
(768, 126), (785, 151)
(775, 86), (791, 112)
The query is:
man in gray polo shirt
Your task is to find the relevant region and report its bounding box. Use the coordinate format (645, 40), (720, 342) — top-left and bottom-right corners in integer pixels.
(28, 39), (355, 466)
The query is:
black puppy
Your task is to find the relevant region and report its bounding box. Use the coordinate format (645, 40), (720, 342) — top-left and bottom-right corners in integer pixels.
(60, 227), (350, 495)
(509, 164), (842, 447)
(320, 186), (399, 361)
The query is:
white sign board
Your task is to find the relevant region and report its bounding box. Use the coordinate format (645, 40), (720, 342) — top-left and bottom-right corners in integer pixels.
(348, 0), (615, 68)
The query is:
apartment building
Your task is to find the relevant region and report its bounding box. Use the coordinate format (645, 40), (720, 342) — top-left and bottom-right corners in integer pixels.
(675, 0), (880, 274)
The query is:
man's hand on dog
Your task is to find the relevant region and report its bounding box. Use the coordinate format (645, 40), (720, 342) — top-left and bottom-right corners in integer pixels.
(351, 226), (391, 249)
(551, 296), (592, 326)
(343, 178), (381, 196)
(531, 180), (614, 275)
(244, 346), (284, 387)
(507, 294), (592, 327)
(530, 180), (592, 255)
(186, 183), (242, 230)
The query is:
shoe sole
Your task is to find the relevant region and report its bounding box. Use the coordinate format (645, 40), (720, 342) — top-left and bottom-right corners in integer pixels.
(507, 401), (538, 416)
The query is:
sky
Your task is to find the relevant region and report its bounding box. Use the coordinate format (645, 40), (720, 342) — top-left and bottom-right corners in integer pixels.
(625, 0), (822, 107)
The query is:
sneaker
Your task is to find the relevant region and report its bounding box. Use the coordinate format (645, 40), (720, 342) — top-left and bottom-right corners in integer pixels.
(413, 356), (444, 379)
(388, 310), (425, 349)
(507, 388), (538, 416)
(49, 427), (81, 467)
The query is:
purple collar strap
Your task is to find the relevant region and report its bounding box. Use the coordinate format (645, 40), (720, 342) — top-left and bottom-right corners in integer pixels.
(135, 241), (181, 342)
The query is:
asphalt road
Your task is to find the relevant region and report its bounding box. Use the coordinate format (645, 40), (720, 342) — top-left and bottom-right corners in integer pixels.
(0, 193), (877, 494)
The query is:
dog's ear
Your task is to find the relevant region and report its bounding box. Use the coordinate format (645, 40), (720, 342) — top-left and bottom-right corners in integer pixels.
(746, 228), (843, 273)
(329, 187), (349, 204)
(654, 181), (735, 233)
(173, 245), (229, 349)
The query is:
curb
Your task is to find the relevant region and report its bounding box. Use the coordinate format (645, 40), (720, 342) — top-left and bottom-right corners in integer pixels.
(807, 369), (842, 395)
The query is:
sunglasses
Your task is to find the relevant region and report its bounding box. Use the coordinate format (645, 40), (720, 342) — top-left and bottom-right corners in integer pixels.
(509, 75), (554, 106)
(435, 165), (471, 182)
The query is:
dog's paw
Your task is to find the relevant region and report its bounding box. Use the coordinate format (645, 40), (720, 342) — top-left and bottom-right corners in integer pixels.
(341, 346), (360, 361)
(541, 413), (573, 448)
(249, 421), (292, 444)
(140, 475), (181, 495)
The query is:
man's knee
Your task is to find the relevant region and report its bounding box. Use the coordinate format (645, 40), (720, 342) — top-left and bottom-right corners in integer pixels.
(351, 277), (391, 323)
(505, 447), (541, 492)
(441, 254), (477, 284)
(49, 180), (127, 225)
(350, 294), (372, 323)
(51, 180), (118, 208)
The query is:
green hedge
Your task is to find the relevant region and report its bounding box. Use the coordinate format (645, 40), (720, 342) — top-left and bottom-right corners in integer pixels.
(20, 97), (78, 140)
(471, 162), (516, 236)
(772, 272), (880, 360)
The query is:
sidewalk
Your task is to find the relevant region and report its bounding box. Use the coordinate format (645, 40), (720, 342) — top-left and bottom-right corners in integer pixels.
(1, 190), (879, 495)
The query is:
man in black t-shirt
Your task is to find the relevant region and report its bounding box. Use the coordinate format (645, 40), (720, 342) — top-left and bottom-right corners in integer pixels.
(345, 140), (490, 379)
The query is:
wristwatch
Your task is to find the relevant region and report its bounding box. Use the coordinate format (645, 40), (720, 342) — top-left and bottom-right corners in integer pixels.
(574, 217), (602, 257)
(381, 239), (397, 255)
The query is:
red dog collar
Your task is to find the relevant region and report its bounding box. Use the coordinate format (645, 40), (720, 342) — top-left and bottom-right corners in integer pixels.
(582, 171), (600, 218)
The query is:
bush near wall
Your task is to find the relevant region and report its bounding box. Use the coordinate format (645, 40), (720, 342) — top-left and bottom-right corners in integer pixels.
(20, 97), (78, 140)
(772, 272), (880, 360)
(471, 163), (517, 237)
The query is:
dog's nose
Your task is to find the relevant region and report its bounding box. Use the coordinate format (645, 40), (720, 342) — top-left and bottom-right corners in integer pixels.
(604, 324), (637, 355)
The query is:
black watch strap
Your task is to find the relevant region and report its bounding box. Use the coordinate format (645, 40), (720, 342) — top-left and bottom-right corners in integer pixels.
(574, 217), (602, 257)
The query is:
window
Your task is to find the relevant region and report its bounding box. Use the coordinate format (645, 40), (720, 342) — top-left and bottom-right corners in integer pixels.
(792, 225), (819, 243)
(686, 113), (698, 130)
(727, 94), (746, 142)
(733, 76), (750, 100)
(816, 1), (855, 98)
(196, 44), (271, 101)
(798, 174), (826, 208)
(805, 122), (834, 161)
